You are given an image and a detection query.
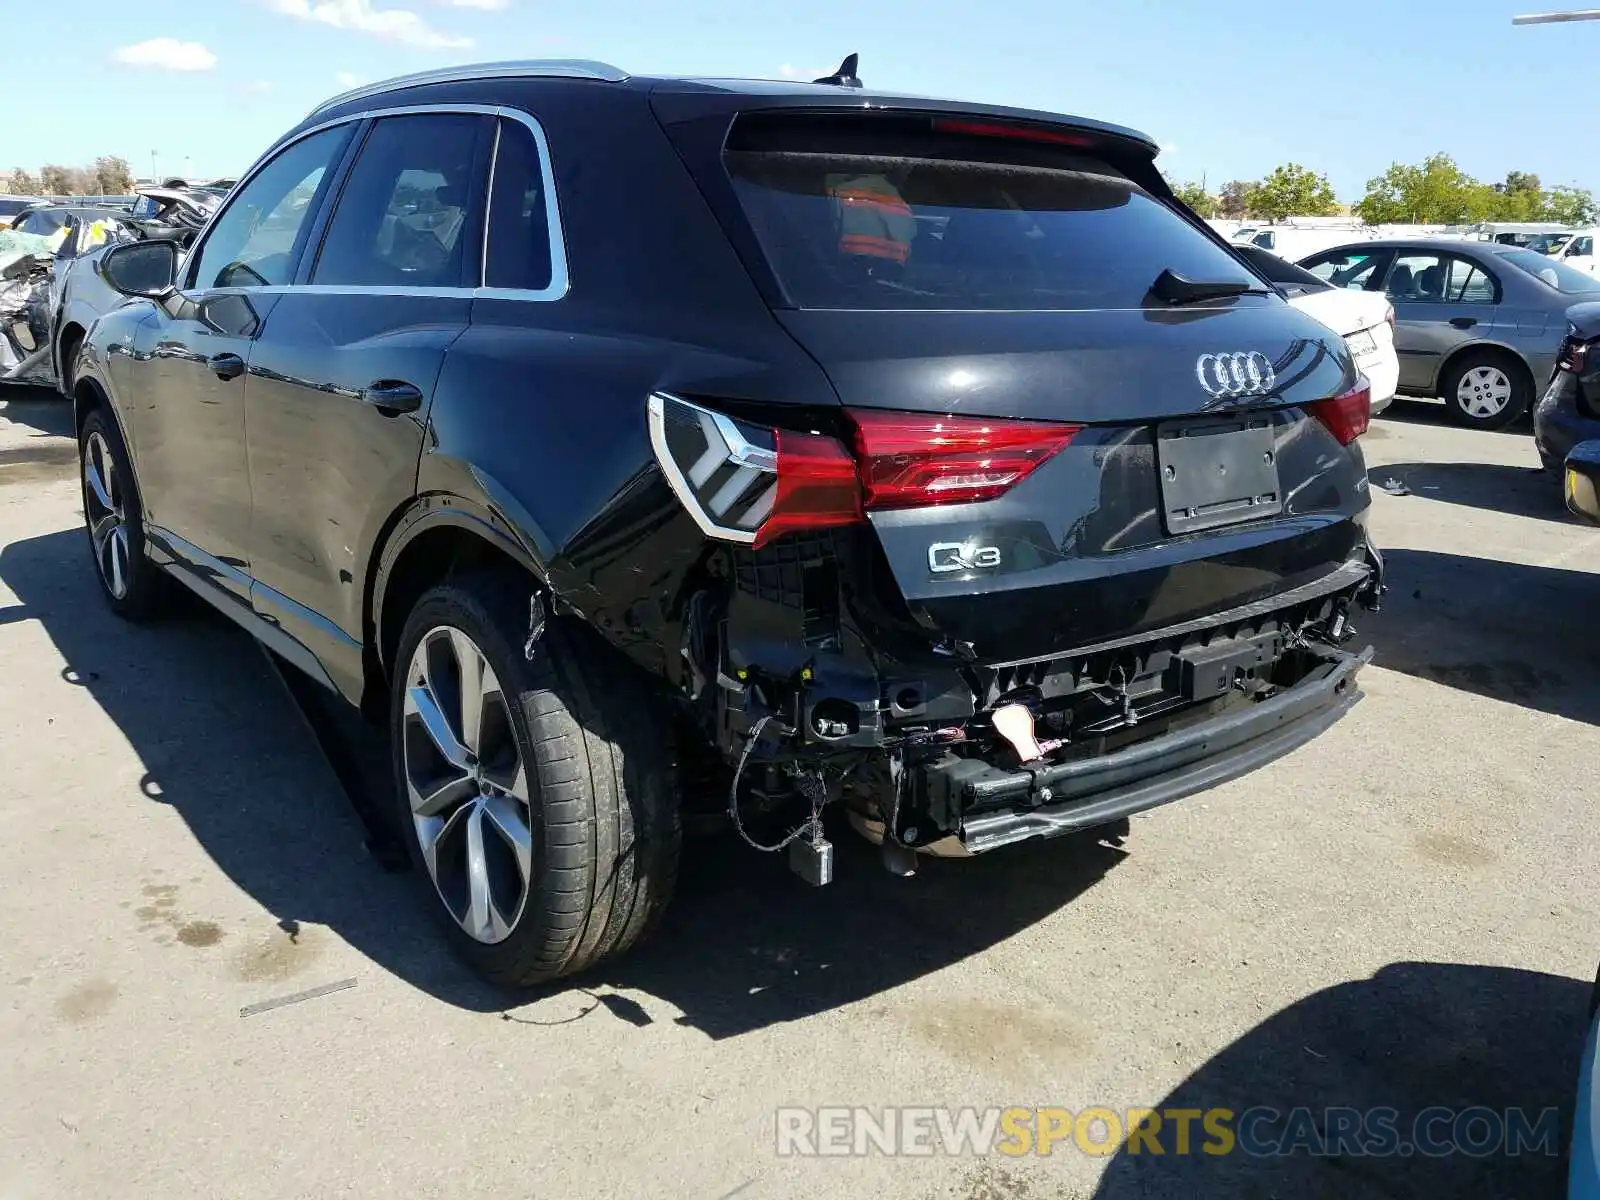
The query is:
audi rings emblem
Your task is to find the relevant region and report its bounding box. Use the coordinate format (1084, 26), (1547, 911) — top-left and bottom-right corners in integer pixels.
(1195, 351), (1276, 398)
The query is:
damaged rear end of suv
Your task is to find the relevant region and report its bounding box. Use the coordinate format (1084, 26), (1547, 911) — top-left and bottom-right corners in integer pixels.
(630, 83), (1384, 882)
(74, 62), (1382, 986)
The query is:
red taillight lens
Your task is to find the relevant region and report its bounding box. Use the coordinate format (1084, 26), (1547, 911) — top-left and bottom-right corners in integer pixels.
(1305, 381), (1371, 446)
(753, 428), (862, 548)
(650, 392), (1082, 550)
(931, 118), (1098, 148)
(849, 409), (1082, 510)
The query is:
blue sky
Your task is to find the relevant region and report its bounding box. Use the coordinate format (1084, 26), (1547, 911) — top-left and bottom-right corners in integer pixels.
(5, 0), (1590, 199)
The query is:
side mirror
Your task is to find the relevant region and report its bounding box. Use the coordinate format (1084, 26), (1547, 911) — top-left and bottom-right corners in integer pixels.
(98, 239), (179, 298)
(1563, 440), (1600, 524)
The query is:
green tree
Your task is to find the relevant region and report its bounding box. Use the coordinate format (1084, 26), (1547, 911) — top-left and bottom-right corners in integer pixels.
(1217, 180), (1251, 220)
(39, 164), (75, 196)
(6, 168), (40, 195)
(1504, 170), (1542, 196)
(1245, 163), (1339, 220)
(1547, 185), (1597, 226)
(1172, 181), (1217, 218)
(1355, 153), (1479, 224)
(92, 156), (134, 196)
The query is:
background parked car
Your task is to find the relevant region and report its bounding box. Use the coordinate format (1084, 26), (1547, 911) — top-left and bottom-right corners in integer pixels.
(0, 189), (220, 395)
(1233, 244), (1398, 415)
(1534, 300), (1600, 474)
(9, 204), (135, 239)
(1299, 239), (1600, 429)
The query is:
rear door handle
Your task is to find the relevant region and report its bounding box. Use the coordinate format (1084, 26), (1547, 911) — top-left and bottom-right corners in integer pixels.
(360, 379), (424, 416)
(1449, 317), (1478, 330)
(209, 352), (246, 381)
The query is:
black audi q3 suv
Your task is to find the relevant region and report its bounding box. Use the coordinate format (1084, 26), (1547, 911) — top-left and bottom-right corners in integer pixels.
(73, 57), (1383, 983)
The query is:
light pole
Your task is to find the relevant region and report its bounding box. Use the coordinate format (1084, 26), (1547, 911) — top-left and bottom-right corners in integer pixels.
(1513, 9), (1600, 22)
(150, 150), (158, 185)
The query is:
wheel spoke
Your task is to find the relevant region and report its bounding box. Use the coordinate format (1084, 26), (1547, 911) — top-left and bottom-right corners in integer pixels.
(406, 676), (471, 770)
(85, 449), (114, 514)
(449, 628), (488, 756)
(410, 771), (474, 818)
(464, 803), (509, 942)
(89, 511), (117, 557)
(109, 528), (127, 597)
(481, 792), (533, 883)
(416, 798), (472, 879)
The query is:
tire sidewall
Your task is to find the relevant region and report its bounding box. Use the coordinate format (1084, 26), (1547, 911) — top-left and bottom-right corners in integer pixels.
(1443, 353), (1531, 430)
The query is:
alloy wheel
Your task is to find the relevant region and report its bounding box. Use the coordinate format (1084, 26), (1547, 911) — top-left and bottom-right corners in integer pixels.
(402, 626), (533, 944)
(83, 431), (131, 600)
(1456, 366), (1513, 419)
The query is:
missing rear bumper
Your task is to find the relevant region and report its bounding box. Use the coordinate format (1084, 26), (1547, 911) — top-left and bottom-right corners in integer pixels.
(918, 642), (1371, 855)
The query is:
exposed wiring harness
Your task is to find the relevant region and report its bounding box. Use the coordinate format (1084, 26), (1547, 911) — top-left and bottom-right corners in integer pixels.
(727, 715), (818, 852)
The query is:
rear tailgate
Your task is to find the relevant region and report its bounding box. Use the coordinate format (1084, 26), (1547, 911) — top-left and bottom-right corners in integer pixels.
(655, 97), (1372, 662)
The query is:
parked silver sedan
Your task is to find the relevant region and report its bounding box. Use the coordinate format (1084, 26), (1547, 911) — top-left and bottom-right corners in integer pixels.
(1299, 239), (1600, 429)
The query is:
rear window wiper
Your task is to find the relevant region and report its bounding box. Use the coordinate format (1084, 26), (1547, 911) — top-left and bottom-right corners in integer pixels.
(1151, 268), (1272, 305)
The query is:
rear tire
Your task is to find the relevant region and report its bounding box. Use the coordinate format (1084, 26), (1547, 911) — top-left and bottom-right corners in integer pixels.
(1441, 351), (1531, 431)
(389, 570), (681, 985)
(57, 328), (83, 398)
(79, 407), (166, 621)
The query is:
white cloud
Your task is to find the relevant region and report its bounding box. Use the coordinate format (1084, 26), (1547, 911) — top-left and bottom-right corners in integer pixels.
(335, 71), (365, 88)
(438, 0), (507, 9)
(778, 64), (832, 81)
(110, 38), (218, 71)
(266, 0), (471, 49)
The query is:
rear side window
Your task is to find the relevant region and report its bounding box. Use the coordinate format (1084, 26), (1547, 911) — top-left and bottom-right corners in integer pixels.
(312, 112), (491, 288)
(1499, 248), (1600, 295)
(1445, 257), (1499, 303)
(722, 114), (1257, 311)
(484, 118), (555, 292)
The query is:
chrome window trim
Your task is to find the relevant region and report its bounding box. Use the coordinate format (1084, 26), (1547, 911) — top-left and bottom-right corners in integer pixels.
(183, 102), (569, 303)
(307, 60), (628, 118)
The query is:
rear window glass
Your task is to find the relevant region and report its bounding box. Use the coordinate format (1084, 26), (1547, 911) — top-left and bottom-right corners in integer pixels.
(1498, 248), (1600, 294)
(724, 117), (1258, 311)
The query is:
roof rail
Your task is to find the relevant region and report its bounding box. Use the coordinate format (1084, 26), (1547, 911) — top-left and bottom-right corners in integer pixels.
(309, 59), (628, 116)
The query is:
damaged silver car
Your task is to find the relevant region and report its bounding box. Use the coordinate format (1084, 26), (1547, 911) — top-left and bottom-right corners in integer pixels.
(0, 186), (220, 394)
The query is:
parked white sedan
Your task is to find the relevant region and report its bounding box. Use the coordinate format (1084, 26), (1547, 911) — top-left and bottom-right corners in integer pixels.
(1234, 244), (1399, 414)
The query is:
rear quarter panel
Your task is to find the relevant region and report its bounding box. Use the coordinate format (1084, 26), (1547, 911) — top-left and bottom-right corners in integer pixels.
(412, 79), (839, 673)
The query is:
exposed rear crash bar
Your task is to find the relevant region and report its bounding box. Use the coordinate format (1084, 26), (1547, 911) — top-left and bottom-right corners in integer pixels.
(943, 643), (1372, 854)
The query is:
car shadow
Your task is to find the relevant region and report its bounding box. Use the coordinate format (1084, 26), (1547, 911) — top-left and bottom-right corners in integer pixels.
(1092, 961), (1589, 1199)
(1368, 461), (1568, 522)
(1366, 546), (1600, 724)
(1376, 396), (1534, 429)
(0, 526), (1127, 1030)
(0, 386), (74, 439)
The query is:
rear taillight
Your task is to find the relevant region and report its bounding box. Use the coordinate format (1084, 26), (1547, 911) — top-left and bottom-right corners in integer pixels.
(647, 393), (1081, 548)
(1305, 380), (1371, 446)
(761, 428), (862, 545)
(1557, 333), (1591, 374)
(849, 409), (1082, 510)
